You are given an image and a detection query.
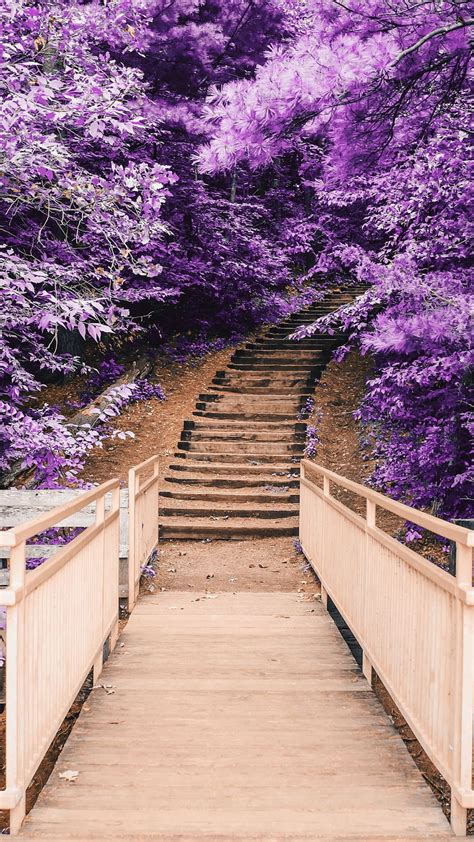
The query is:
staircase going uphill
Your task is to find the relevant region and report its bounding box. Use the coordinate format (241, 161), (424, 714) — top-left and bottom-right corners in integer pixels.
(159, 286), (367, 540)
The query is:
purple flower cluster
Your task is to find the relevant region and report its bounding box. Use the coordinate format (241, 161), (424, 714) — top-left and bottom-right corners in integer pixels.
(304, 425), (320, 459)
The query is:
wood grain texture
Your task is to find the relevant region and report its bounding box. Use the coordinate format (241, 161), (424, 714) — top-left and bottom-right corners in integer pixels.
(19, 592), (453, 840)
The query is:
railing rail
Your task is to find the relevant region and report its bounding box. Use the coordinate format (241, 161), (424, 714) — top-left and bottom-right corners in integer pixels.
(299, 460), (473, 837)
(128, 454), (159, 609)
(0, 479), (120, 834)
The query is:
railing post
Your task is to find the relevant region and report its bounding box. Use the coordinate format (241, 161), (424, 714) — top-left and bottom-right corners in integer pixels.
(450, 541), (473, 836)
(362, 500), (377, 685)
(366, 499), (376, 528)
(128, 467), (138, 611)
(93, 493), (106, 684)
(7, 541), (26, 835)
(109, 485), (120, 653)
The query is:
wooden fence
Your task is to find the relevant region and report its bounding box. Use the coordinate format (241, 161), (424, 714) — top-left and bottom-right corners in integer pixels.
(299, 461), (474, 837)
(128, 454), (159, 609)
(0, 479), (120, 833)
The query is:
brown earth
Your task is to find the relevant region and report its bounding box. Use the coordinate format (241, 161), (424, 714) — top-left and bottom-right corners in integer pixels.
(80, 346), (240, 486)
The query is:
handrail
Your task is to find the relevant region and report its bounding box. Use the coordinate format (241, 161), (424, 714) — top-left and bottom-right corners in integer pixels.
(128, 454), (159, 609)
(299, 461), (473, 837)
(0, 479), (120, 834)
(302, 461), (473, 546)
(0, 479), (119, 546)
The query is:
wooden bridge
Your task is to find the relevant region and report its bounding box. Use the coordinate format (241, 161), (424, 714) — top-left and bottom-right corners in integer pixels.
(0, 292), (472, 839)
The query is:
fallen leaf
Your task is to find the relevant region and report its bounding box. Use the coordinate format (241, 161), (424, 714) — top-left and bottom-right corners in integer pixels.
(59, 770), (79, 783)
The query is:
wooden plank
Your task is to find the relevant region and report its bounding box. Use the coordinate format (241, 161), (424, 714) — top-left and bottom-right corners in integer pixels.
(19, 592), (452, 840)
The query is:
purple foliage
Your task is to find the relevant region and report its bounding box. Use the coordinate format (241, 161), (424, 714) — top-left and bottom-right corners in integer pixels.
(0, 0), (471, 521)
(201, 0), (473, 519)
(304, 425), (320, 459)
(298, 397), (315, 420)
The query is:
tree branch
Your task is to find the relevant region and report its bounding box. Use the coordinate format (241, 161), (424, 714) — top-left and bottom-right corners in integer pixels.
(390, 18), (474, 66)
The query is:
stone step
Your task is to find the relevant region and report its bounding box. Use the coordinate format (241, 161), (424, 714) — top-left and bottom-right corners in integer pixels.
(160, 488), (300, 503)
(160, 502), (298, 519)
(159, 516), (299, 540)
(214, 371), (318, 383)
(193, 404), (295, 423)
(240, 343), (327, 351)
(212, 377), (314, 387)
(210, 385), (311, 395)
(232, 352), (324, 362)
(181, 430), (304, 443)
(227, 363), (323, 371)
(200, 391), (309, 401)
(195, 407), (304, 418)
(185, 419), (305, 431)
(264, 328), (344, 336)
(173, 451), (300, 464)
(161, 473), (299, 494)
(245, 340), (338, 349)
(177, 441), (304, 454)
(167, 461), (300, 476)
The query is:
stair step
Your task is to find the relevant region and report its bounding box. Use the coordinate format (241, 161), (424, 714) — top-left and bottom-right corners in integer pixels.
(160, 503), (298, 519)
(214, 370), (313, 378)
(160, 489), (300, 503)
(227, 364), (323, 371)
(159, 517), (299, 540)
(164, 476), (299, 488)
(235, 347), (324, 356)
(199, 392), (308, 402)
(186, 419), (305, 431)
(177, 441), (304, 454)
(231, 358), (324, 367)
(197, 402), (304, 413)
(182, 431), (304, 442)
(210, 386), (311, 395)
(193, 404), (295, 422)
(167, 461), (300, 476)
(245, 341), (338, 349)
(174, 451), (301, 464)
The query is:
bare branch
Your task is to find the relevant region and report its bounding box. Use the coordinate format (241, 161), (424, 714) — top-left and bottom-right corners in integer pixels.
(390, 18), (474, 66)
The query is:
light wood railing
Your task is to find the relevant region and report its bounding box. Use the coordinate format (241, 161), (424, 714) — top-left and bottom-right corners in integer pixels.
(128, 455), (159, 609)
(0, 480), (120, 834)
(300, 461), (474, 836)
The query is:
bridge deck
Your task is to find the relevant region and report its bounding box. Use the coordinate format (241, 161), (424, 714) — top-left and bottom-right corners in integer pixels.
(20, 591), (453, 840)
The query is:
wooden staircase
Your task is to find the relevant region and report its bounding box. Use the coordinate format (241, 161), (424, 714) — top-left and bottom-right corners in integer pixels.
(159, 287), (367, 540)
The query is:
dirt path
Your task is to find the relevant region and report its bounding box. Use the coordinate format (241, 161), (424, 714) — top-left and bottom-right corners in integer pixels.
(80, 346), (238, 486)
(153, 537), (318, 595)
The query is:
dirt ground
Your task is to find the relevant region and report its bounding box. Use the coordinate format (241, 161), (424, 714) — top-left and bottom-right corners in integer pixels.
(80, 345), (239, 486)
(153, 537), (318, 595)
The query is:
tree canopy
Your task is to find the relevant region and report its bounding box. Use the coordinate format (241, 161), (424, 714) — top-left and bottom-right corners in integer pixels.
(1, 1), (472, 517)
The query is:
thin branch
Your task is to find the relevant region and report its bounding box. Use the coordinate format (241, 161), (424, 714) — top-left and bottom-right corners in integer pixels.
(390, 18), (474, 66)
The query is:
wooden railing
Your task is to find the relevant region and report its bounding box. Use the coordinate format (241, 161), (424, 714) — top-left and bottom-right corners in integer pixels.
(0, 480), (120, 834)
(300, 461), (474, 836)
(128, 455), (159, 609)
